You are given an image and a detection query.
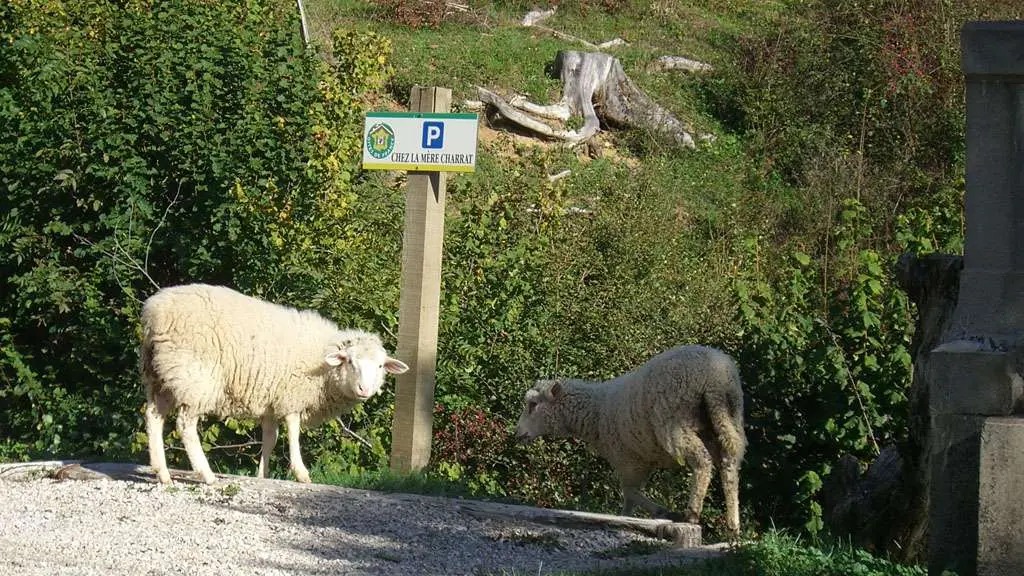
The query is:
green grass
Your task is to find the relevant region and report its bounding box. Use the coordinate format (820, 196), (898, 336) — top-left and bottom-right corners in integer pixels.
(304, 0), (782, 125)
(550, 532), (927, 576)
(311, 462), (473, 497)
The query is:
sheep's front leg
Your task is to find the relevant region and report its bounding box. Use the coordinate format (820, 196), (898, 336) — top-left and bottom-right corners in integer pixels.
(616, 464), (671, 519)
(284, 413), (311, 483)
(177, 407), (217, 485)
(663, 430), (714, 524)
(257, 413), (278, 479)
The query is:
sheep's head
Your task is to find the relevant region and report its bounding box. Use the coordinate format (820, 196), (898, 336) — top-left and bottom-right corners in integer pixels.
(324, 339), (409, 401)
(515, 379), (566, 444)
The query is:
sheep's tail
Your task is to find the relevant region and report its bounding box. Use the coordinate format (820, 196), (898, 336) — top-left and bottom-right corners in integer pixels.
(704, 382), (747, 461)
(140, 315), (158, 400)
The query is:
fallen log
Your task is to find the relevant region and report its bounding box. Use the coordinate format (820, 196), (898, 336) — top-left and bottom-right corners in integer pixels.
(449, 498), (701, 546)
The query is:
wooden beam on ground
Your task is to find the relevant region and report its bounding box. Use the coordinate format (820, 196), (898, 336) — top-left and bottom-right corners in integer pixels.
(447, 498), (702, 547)
(389, 86), (451, 473)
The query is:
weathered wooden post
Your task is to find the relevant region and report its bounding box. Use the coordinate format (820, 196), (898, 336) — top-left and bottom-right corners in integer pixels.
(926, 21), (1024, 576)
(361, 86), (479, 473)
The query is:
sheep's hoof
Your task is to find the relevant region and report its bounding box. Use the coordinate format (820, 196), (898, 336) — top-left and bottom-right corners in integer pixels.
(293, 470), (311, 484)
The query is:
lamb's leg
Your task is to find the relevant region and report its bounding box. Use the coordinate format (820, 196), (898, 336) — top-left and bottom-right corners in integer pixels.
(257, 413), (278, 479)
(616, 464), (670, 518)
(177, 407), (217, 485)
(720, 454), (742, 535)
(662, 429), (714, 524)
(284, 413), (311, 484)
(145, 393), (173, 485)
(706, 389), (746, 534)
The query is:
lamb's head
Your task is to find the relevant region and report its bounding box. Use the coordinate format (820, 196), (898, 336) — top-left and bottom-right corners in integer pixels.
(515, 379), (567, 444)
(324, 336), (409, 400)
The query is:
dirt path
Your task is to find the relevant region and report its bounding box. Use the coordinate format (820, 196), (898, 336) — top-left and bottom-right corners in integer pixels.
(0, 463), (723, 575)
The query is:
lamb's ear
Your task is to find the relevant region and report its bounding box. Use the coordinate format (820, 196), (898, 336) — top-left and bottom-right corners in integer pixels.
(384, 357), (409, 374)
(324, 350), (349, 367)
(548, 380), (565, 400)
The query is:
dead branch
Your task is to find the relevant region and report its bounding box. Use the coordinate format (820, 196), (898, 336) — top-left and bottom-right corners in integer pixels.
(654, 55), (713, 73)
(478, 87), (591, 143)
(547, 169), (572, 183)
(337, 417), (374, 450)
(520, 7), (626, 50)
(521, 7), (557, 26)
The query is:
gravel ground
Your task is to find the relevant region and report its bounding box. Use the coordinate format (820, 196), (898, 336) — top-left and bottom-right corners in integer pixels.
(0, 472), (722, 576)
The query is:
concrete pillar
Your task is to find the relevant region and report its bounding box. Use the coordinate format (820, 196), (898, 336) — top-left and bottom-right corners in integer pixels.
(977, 418), (1024, 576)
(927, 21), (1024, 576)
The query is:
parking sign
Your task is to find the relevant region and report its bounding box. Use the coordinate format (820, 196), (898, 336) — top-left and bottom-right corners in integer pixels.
(422, 122), (445, 149)
(362, 113), (479, 172)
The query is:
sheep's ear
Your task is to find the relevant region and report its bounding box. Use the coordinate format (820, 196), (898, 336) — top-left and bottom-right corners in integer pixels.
(548, 380), (565, 400)
(384, 357), (409, 374)
(324, 350), (348, 367)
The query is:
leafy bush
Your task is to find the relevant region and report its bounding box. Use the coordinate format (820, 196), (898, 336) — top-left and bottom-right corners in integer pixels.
(0, 0), (392, 463)
(735, 199), (915, 531)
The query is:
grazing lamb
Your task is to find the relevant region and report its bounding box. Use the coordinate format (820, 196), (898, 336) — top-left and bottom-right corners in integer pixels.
(515, 345), (746, 534)
(141, 283), (408, 485)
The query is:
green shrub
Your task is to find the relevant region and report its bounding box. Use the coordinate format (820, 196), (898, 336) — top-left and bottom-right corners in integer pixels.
(0, 0), (392, 464)
(734, 199), (915, 531)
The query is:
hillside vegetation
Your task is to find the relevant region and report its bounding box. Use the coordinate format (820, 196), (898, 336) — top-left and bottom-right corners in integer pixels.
(1, 0), (1020, 552)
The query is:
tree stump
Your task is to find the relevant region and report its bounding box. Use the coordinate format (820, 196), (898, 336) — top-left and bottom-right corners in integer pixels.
(477, 50), (698, 148)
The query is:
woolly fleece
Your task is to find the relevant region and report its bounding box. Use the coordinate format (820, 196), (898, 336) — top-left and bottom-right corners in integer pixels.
(515, 345), (746, 533)
(141, 283), (407, 485)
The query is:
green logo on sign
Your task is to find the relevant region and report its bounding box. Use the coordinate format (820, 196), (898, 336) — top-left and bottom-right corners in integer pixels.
(366, 123), (395, 159)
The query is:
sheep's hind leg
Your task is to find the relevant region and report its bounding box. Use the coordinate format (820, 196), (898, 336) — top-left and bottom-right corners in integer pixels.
(145, 391), (173, 485)
(284, 413), (311, 483)
(257, 413), (278, 479)
(720, 454), (742, 535)
(176, 407), (217, 485)
(661, 429), (714, 524)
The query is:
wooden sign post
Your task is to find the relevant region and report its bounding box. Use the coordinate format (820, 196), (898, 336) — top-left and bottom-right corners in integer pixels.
(361, 86), (478, 473)
(390, 86), (449, 473)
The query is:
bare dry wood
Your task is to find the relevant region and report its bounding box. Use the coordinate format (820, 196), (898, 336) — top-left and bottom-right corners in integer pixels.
(449, 498), (702, 546)
(480, 50), (696, 149)
(0, 461), (173, 483)
(519, 7), (626, 50)
(654, 56), (713, 73)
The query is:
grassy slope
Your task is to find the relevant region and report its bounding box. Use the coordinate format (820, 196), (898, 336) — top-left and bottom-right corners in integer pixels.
(305, 0), (793, 349)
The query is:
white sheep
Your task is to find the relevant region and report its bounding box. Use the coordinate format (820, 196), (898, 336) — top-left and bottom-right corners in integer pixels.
(515, 345), (746, 534)
(141, 283), (408, 485)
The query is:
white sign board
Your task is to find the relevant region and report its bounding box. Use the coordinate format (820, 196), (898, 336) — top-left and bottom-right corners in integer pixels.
(362, 112), (479, 173)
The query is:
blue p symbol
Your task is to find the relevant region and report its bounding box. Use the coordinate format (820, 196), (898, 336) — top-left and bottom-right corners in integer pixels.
(422, 122), (444, 149)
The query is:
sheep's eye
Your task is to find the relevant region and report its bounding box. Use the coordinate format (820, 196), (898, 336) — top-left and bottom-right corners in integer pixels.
(527, 400), (538, 413)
